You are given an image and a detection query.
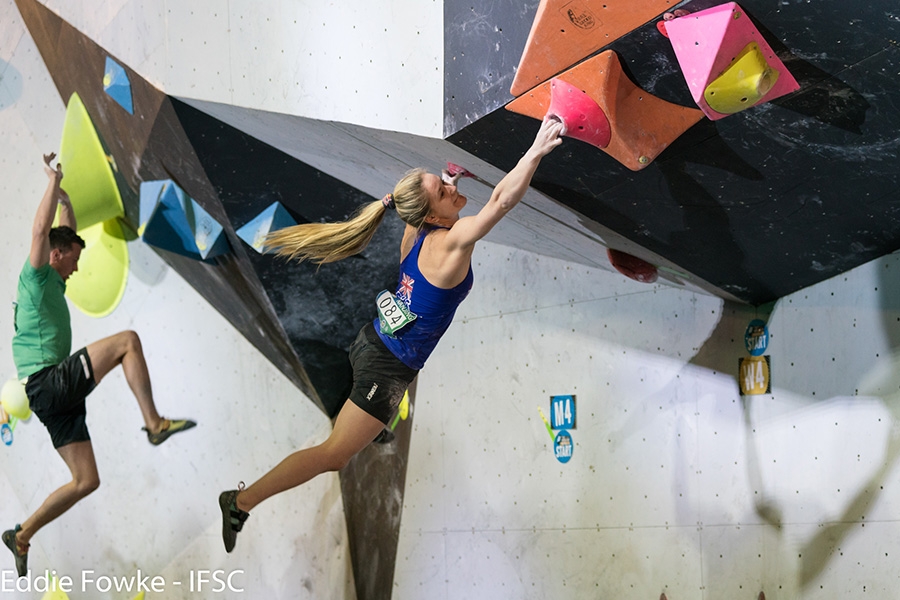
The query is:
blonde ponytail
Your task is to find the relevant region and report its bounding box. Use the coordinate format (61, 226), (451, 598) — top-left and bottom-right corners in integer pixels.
(264, 168), (430, 264)
(264, 201), (385, 264)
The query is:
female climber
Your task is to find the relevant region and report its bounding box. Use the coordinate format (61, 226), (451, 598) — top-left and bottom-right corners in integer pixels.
(219, 115), (565, 552)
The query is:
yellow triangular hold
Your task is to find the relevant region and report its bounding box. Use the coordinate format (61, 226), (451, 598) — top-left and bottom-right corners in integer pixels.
(704, 42), (780, 114)
(40, 575), (71, 600)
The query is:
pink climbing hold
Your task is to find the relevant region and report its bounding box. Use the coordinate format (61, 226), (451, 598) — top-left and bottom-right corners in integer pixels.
(547, 78), (612, 149)
(446, 162), (474, 178)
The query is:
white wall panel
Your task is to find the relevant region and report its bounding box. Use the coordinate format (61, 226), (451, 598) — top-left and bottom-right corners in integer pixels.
(397, 238), (900, 599)
(41, 0), (444, 136)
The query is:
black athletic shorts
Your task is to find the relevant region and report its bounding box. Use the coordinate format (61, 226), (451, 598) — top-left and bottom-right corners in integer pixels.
(25, 347), (96, 449)
(348, 322), (418, 425)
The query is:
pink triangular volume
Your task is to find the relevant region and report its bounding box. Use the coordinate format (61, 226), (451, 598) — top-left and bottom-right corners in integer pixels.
(665, 2), (800, 120)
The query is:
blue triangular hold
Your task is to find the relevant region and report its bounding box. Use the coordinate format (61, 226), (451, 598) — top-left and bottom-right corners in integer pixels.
(185, 198), (230, 259)
(103, 56), (133, 114)
(139, 179), (229, 260)
(138, 180), (169, 233)
(236, 201), (297, 253)
(141, 182), (200, 258)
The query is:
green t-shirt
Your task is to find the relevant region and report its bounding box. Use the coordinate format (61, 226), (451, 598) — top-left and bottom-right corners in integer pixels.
(12, 259), (72, 379)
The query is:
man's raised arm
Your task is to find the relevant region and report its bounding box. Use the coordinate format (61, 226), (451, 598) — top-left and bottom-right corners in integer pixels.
(30, 153), (65, 269)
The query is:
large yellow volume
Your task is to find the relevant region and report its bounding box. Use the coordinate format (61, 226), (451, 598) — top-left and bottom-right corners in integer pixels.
(57, 92), (129, 318)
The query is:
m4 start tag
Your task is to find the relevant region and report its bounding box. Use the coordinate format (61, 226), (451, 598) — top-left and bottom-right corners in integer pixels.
(376, 290), (417, 337)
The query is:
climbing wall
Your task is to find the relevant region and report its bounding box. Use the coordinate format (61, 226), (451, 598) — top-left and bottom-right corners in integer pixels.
(3, 1), (900, 599)
(446, 0), (900, 304)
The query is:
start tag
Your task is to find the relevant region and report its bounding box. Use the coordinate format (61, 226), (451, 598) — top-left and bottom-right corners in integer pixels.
(376, 290), (417, 337)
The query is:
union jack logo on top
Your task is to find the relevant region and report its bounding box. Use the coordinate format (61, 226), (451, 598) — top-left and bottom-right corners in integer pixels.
(399, 273), (415, 300)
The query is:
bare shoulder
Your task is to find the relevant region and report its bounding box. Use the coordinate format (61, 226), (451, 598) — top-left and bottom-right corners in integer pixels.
(399, 223), (420, 261)
(418, 227), (471, 289)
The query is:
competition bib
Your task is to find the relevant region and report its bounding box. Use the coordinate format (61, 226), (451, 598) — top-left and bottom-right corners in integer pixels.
(376, 290), (416, 337)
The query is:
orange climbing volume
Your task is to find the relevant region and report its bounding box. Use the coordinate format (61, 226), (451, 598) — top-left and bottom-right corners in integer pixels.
(510, 0), (676, 97)
(507, 50), (704, 171)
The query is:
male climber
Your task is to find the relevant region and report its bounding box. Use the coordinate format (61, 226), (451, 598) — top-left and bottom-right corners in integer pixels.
(2, 153), (196, 577)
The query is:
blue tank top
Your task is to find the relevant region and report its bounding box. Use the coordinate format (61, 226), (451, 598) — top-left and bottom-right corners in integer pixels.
(375, 227), (473, 369)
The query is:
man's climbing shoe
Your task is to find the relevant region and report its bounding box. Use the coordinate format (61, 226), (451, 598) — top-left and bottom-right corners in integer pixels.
(142, 418), (197, 446)
(2, 524), (28, 577)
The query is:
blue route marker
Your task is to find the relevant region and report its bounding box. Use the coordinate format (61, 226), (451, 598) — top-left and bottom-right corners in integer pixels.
(554, 430), (573, 463)
(744, 319), (769, 356)
(550, 394), (576, 430)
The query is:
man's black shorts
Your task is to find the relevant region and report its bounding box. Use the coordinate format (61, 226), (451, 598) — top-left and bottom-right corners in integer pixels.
(25, 347), (96, 449)
(348, 322), (418, 425)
